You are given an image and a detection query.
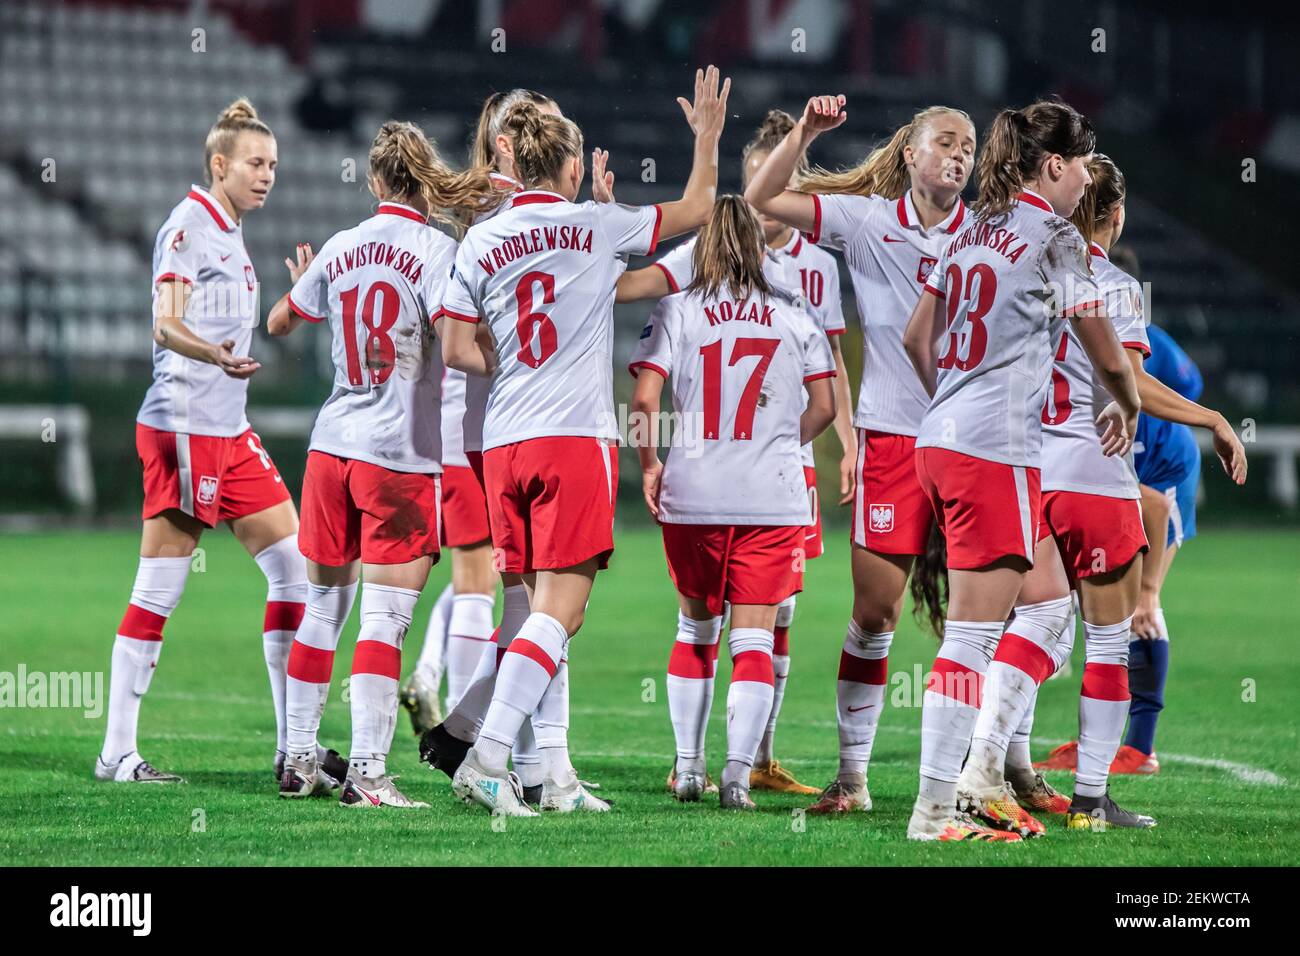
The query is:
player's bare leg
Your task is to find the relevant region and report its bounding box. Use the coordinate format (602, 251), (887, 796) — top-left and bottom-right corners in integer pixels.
(956, 538), (1071, 836)
(908, 560), (1026, 842)
(229, 499), (311, 780)
(336, 555), (433, 809)
(281, 557), (358, 797)
(1068, 557), (1156, 829)
(810, 546), (909, 813)
(96, 510), (201, 783)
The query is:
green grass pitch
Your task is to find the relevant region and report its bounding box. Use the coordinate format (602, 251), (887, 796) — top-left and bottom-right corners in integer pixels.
(0, 526), (1295, 866)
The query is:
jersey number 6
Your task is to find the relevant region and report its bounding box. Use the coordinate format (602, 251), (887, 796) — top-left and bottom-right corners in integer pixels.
(515, 271), (558, 369)
(700, 337), (780, 441)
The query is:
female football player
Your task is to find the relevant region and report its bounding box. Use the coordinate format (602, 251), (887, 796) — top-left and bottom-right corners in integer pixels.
(629, 195), (837, 808)
(745, 96), (977, 815)
(96, 99), (345, 788)
(266, 121), (496, 806)
(436, 66), (730, 816)
(950, 154), (1246, 835)
(616, 109), (855, 797)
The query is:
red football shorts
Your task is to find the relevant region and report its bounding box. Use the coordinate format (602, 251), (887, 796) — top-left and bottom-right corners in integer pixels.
(298, 450), (442, 566)
(852, 428), (932, 556)
(440, 463), (491, 548)
(661, 523), (805, 617)
(136, 423), (290, 528)
(803, 465), (823, 560)
(483, 436), (619, 574)
(915, 446), (1040, 570)
(1038, 490), (1148, 579)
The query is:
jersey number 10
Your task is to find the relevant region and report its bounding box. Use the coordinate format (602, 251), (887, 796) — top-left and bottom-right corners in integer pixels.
(699, 337), (780, 441)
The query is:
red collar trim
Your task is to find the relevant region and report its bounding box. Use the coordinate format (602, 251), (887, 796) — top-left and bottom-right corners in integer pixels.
(187, 187), (236, 231)
(896, 195), (911, 228)
(945, 201), (966, 234)
(377, 202), (428, 223)
(1088, 242), (1108, 261)
(1017, 190), (1054, 214)
(510, 190), (567, 207)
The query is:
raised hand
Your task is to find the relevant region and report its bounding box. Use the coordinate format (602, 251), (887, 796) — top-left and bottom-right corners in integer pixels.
(676, 64), (731, 141)
(800, 94), (848, 139)
(591, 148), (616, 203)
(284, 242), (314, 283)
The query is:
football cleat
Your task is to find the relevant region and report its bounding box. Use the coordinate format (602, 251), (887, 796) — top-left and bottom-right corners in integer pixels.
(1109, 745), (1160, 775)
(666, 761), (719, 795)
(419, 723), (472, 779)
(807, 778), (872, 814)
(94, 751), (184, 784)
(1065, 791), (1157, 830)
(522, 783), (544, 806)
(907, 797), (1022, 842)
(719, 782), (756, 810)
(540, 777), (611, 812)
(451, 750), (537, 817)
(673, 770), (708, 802)
(958, 783), (1046, 838)
(749, 759), (819, 795)
(1033, 741), (1078, 771)
(399, 670), (442, 737)
(1011, 771), (1071, 816)
(339, 767), (429, 808)
(317, 747), (348, 789)
(274, 749), (286, 782)
(279, 753), (332, 798)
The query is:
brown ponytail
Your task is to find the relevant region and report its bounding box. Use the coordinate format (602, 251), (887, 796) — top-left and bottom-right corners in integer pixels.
(1070, 153), (1125, 243)
(204, 97), (273, 185)
(687, 195), (773, 303)
(499, 101), (583, 189)
(368, 121), (503, 231)
(471, 89), (556, 171)
(798, 105), (970, 200)
(975, 100), (1095, 221)
(908, 525), (950, 640)
(741, 109), (807, 181)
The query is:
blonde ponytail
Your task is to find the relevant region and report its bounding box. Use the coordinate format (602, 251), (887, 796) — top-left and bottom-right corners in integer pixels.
(369, 121), (504, 231)
(499, 101), (583, 189)
(204, 97), (273, 184)
(471, 89), (556, 171)
(798, 105), (969, 200)
(687, 195), (773, 303)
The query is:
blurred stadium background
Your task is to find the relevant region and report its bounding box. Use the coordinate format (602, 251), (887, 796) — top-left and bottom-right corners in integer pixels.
(2, 0), (1297, 526)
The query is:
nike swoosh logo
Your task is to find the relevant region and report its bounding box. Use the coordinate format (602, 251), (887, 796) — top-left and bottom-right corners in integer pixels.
(882, 235), (906, 243)
(363, 788), (381, 806)
(847, 705), (873, 713)
(220, 253), (232, 261)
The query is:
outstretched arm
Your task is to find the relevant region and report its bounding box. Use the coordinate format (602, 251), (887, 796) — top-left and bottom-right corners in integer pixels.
(744, 94), (848, 233)
(656, 65), (731, 240)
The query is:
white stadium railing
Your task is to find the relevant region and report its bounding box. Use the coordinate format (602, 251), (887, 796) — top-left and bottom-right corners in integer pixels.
(3, 406), (1299, 514)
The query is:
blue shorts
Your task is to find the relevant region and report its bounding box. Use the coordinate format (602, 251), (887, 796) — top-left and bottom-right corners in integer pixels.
(1145, 464), (1199, 548)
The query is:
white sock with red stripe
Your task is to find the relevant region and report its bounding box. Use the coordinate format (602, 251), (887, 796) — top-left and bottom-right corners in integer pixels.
(666, 612), (721, 774)
(285, 581), (358, 760)
(415, 582), (454, 686)
(755, 596), (795, 766)
(476, 612), (567, 775)
(445, 592), (495, 710)
(100, 556), (191, 765)
(964, 596), (1073, 792)
(1006, 605), (1075, 781)
(722, 628), (775, 790)
(835, 620), (893, 783)
(349, 583), (420, 778)
(918, 620), (1001, 807)
(254, 535), (308, 758)
(532, 658), (572, 786)
(1075, 616), (1133, 798)
(444, 584), (529, 743)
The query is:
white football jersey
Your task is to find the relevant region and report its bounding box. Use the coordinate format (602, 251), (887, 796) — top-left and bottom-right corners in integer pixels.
(652, 229), (845, 465)
(808, 190), (967, 437)
(441, 190), (661, 450)
(289, 202), (455, 473)
(629, 284), (836, 525)
(137, 186), (259, 437)
(916, 190), (1102, 468)
(1040, 243), (1151, 497)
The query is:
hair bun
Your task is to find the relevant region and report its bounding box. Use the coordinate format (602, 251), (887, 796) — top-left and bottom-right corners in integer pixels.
(758, 109), (796, 139)
(218, 97), (259, 126)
